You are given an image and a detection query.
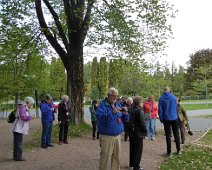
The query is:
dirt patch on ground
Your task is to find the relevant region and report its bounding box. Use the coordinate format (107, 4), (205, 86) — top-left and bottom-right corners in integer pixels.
(0, 119), (203, 170)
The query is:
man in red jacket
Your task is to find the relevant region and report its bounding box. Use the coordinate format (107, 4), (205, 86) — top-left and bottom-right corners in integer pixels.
(143, 95), (158, 140)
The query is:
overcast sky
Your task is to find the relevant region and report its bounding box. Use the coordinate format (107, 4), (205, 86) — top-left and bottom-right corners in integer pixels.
(158, 0), (212, 68)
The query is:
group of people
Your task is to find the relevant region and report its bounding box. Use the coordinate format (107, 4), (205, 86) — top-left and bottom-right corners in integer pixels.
(90, 86), (189, 170)
(11, 86), (189, 170)
(11, 94), (71, 161)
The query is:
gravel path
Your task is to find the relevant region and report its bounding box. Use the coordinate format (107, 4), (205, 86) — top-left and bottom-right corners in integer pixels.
(0, 119), (202, 170)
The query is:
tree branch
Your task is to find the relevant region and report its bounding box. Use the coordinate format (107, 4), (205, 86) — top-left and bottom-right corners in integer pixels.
(35, 0), (68, 67)
(63, 0), (72, 35)
(81, 0), (95, 39)
(43, 0), (69, 52)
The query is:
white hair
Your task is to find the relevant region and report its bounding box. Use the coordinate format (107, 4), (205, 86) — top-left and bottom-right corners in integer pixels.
(24, 96), (35, 104)
(108, 87), (118, 95)
(62, 95), (69, 101)
(127, 97), (133, 103)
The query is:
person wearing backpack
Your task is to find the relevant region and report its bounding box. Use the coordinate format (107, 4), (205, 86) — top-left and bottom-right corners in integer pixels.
(11, 96), (35, 161)
(128, 96), (146, 170)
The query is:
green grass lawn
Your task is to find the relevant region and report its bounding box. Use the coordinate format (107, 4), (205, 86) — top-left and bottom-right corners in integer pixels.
(200, 130), (212, 145)
(182, 103), (212, 110)
(160, 130), (212, 170)
(23, 122), (92, 150)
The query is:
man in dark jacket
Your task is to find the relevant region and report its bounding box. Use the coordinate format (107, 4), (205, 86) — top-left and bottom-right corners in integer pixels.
(128, 96), (146, 170)
(158, 86), (181, 157)
(58, 95), (70, 144)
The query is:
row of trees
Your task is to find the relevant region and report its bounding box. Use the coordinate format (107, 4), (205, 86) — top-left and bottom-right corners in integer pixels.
(0, 55), (66, 103)
(84, 49), (212, 100)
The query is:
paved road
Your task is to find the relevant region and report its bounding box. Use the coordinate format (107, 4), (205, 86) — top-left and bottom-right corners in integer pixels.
(84, 108), (212, 131)
(1, 107), (211, 131)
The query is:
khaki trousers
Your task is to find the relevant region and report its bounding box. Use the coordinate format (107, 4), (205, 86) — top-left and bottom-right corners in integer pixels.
(99, 134), (121, 170)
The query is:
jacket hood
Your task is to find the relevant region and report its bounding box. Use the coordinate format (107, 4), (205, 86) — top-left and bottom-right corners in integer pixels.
(163, 92), (171, 99)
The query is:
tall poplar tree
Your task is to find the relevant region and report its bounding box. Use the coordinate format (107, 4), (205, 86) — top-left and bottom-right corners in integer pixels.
(99, 57), (108, 99)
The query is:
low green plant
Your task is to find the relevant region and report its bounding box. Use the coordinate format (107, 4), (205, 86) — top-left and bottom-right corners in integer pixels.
(160, 130), (212, 170)
(160, 146), (212, 170)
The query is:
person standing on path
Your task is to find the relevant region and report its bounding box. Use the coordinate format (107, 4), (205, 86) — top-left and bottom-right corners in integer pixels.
(158, 86), (181, 157)
(176, 97), (189, 144)
(40, 94), (56, 148)
(128, 96), (146, 170)
(58, 95), (71, 145)
(96, 87), (129, 170)
(12, 96), (35, 161)
(143, 95), (158, 140)
(89, 99), (99, 140)
(124, 97), (133, 142)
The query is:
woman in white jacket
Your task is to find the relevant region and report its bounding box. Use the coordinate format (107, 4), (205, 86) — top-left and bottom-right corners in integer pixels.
(12, 96), (35, 161)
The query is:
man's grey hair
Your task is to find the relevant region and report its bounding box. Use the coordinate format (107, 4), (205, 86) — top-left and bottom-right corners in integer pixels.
(45, 94), (52, 100)
(164, 86), (170, 92)
(62, 95), (69, 102)
(108, 87), (118, 95)
(24, 96), (35, 104)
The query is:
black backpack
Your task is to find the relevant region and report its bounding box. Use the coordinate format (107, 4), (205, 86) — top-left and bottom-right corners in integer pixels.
(7, 109), (18, 123)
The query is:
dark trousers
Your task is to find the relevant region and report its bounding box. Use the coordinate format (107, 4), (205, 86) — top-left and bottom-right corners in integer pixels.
(129, 137), (143, 170)
(163, 119), (181, 154)
(124, 122), (129, 141)
(13, 132), (23, 160)
(59, 121), (69, 142)
(178, 120), (185, 143)
(91, 121), (99, 139)
(41, 121), (53, 147)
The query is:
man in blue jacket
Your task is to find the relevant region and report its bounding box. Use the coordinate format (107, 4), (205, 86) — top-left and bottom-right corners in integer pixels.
(158, 86), (181, 157)
(96, 87), (129, 170)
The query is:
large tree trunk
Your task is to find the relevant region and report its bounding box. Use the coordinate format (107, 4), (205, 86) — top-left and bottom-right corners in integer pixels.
(35, 0), (93, 124)
(67, 43), (84, 124)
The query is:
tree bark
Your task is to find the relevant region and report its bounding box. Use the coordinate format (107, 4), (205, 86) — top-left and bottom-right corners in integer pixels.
(67, 43), (84, 124)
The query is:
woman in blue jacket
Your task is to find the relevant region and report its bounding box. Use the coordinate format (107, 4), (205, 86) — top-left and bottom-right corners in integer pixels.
(40, 94), (56, 148)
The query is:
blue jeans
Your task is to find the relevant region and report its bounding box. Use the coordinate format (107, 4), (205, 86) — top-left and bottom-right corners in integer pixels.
(41, 121), (53, 147)
(13, 132), (23, 160)
(145, 119), (156, 138)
